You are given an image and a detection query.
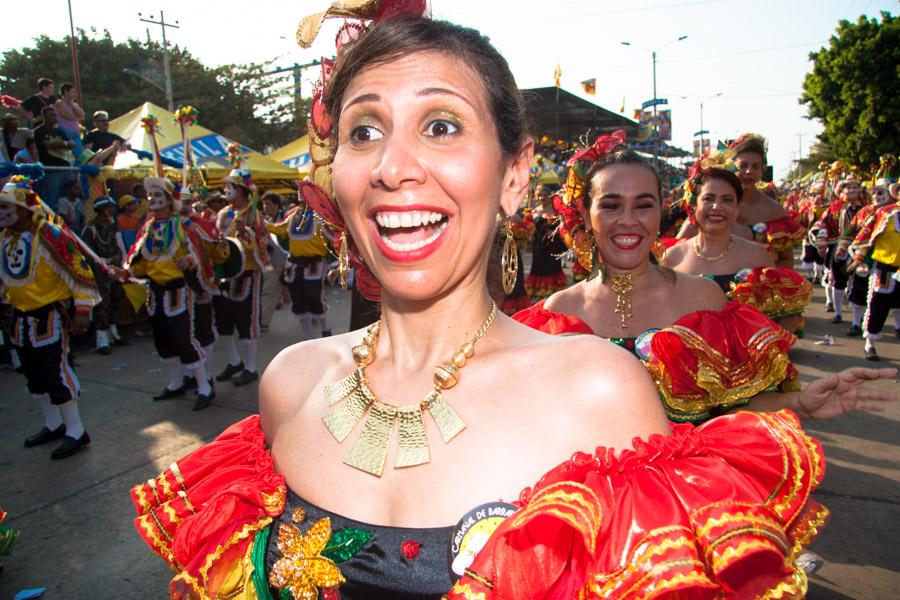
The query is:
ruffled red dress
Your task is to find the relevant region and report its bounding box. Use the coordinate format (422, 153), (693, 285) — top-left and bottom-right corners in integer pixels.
(514, 300), (800, 422)
(133, 412), (827, 599)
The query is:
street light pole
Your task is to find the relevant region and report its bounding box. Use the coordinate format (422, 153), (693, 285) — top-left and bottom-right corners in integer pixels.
(138, 11), (180, 111)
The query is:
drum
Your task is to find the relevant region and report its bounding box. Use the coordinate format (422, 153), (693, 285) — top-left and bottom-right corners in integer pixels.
(214, 238), (244, 282)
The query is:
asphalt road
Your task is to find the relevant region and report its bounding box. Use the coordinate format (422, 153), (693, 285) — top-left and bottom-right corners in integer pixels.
(0, 279), (898, 599)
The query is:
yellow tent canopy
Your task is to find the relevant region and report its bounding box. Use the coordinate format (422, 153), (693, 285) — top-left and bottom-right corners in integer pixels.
(107, 102), (298, 185)
(268, 135), (311, 177)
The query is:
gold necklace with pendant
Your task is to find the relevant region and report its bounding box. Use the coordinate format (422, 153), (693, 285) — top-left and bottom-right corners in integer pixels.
(323, 301), (497, 477)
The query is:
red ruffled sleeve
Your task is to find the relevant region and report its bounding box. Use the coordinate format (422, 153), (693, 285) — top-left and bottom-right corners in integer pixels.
(647, 302), (800, 422)
(513, 299), (595, 335)
(728, 267), (813, 320)
(131, 415), (286, 599)
(757, 216), (805, 255)
(446, 410), (827, 599)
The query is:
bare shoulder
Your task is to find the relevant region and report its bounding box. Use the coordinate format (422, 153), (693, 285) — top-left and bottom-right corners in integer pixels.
(259, 331), (360, 439)
(662, 240), (688, 268)
(673, 271), (728, 311)
(542, 280), (586, 314)
(506, 324), (670, 448)
(734, 236), (775, 266)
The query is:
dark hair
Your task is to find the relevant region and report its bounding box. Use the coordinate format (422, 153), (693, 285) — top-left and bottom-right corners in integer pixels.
(261, 191), (282, 206)
(324, 17), (528, 159)
(41, 105), (57, 115)
(583, 147), (662, 209)
(37, 78), (54, 90)
(61, 82), (75, 94)
(131, 183), (145, 196)
(730, 138), (766, 164)
(699, 168), (743, 202)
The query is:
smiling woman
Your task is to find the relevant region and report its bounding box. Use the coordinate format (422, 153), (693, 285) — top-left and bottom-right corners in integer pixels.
(130, 10), (839, 600)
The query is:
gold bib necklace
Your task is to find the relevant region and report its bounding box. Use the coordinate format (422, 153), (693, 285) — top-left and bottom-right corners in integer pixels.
(323, 301), (497, 476)
(692, 235), (734, 262)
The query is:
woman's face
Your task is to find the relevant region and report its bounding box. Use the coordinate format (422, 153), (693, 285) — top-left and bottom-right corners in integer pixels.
(332, 51), (530, 300)
(585, 164), (660, 273)
(841, 180), (861, 202)
(148, 188), (170, 214)
(872, 186), (892, 206)
(695, 177), (739, 234)
(734, 151), (763, 190)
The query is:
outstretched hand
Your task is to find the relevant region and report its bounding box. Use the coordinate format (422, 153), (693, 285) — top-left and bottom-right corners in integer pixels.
(800, 367), (898, 419)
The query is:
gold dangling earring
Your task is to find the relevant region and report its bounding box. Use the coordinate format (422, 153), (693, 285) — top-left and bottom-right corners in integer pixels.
(652, 238), (667, 263)
(501, 224), (518, 295)
(338, 232), (350, 290)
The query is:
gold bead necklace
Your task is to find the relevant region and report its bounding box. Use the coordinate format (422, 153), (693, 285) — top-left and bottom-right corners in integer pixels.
(323, 301), (497, 477)
(692, 235), (734, 262)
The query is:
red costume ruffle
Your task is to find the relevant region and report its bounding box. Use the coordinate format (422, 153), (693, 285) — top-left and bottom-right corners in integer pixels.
(649, 302), (800, 422)
(728, 267), (813, 320)
(130, 415), (286, 599)
(755, 216), (805, 255)
(447, 410), (826, 599)
(513, 299), (594, 335)
(134, 412), (826, 599)
(499, 294), (531, 316)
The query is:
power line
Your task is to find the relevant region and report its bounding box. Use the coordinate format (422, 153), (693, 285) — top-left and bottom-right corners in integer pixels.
(658, 40), (827, 64)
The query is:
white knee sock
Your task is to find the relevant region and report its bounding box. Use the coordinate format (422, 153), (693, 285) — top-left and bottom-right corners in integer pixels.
(192, 364), (212, 395)
(814, 264), (823, 280)
(58, 399), (85, 439)
(864, 335), (876, 351)
(241, 339), (258, 373)
(164, 357), (182, 390)
(801, 261), (812, 278)
(221, 334), (241, 366)
(34, 394), (63, 430)
(318, 314), (330, 334)
(834, 292), (843, 316)
(893, 309), (900, 330)
(825, 285), (834, 306)
(295, 314), (314, 340)
(851, 303), (865, 326)
(96, 329), (110, 349)
(203, 343), (215, 380)
(110, 324), (121, 340)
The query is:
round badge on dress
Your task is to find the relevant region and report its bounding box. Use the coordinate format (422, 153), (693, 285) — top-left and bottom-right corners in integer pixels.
(634, 329), (660, 361)
(752, 222), (768, 234)
(447, 502), (517, 581)
(734, 268), (754, 283)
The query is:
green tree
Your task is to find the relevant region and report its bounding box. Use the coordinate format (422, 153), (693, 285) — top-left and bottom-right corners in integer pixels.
(800, 12), (900, 169)
(0, 30), (306, 151)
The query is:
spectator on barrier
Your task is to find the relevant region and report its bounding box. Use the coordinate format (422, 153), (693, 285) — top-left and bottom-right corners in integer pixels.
(14, 137), (38, 164)
(83, 111), (125, 166)
(19, 78), (57, 127)
(56, 178), (85, 234)
(33, 106), (75, 211)
(2, 113), (31, 161)
(54, 83), (84, 142)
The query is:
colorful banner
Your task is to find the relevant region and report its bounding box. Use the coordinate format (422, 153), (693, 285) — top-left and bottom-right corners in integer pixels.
(553, 63), (562, 88)
(637, 110), (672, 141)
(580, 78), (596, 95)
(693, 138), (711, 157)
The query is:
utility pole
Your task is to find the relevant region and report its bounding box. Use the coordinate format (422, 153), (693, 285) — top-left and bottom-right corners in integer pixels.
(66, 0), (83, 106)
(138, 11), (180, 111)
(795, 133), (804, 178)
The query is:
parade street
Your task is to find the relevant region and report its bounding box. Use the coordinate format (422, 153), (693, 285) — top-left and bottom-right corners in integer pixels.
(1, 281), (899, 599)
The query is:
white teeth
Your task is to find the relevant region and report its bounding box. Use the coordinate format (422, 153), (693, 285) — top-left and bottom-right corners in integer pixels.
(381, 221), (448, 252)
(374, 211), (447, 229)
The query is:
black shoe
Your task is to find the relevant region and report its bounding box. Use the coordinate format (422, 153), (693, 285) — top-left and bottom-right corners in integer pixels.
(232, 369), (259, 387)
(895, 328), (900, 339)
(321, 329), (333, 337)
(193, 393), (213, 411)
(112, 337), (129, 347)
(51, 431), (90, 459)
(825, 302), (834, 313)
(153, 383), (190, 400)
(24, 424), (66, 447)
(216, 362), (244, 382)
(847, 324), (863, 337)
(194, 379), (215, 396)
(866, 347), (880, 361)
(831, 315), (842, 324)
(97, 345), (112, 356)
(183, 375), (198, 390)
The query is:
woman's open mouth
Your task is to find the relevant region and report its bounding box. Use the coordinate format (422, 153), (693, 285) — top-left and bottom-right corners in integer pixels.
(370, 207), (451, 262)
(610, 234), (643, 251)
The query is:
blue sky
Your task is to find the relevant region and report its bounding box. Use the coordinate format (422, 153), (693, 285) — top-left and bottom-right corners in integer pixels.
(4, 0), (895, 178)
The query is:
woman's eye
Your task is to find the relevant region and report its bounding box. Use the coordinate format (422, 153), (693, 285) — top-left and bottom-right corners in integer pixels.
(600, 203), (618, 210)
(349, 125), (383, 143)
(425, 119), (459, 137)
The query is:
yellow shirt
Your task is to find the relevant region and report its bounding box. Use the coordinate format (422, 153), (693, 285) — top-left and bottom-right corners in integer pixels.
(267, 212), (328, 258)
(130, 242), (188, 284)
(2, 235), (96, 312)
(872, 216), (900, 267)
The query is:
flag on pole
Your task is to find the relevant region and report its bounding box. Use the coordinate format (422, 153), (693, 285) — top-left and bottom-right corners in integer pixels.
(553, 63), (562, 88)
(619, 95), (625, 113)
(580, 78), (596, 95)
